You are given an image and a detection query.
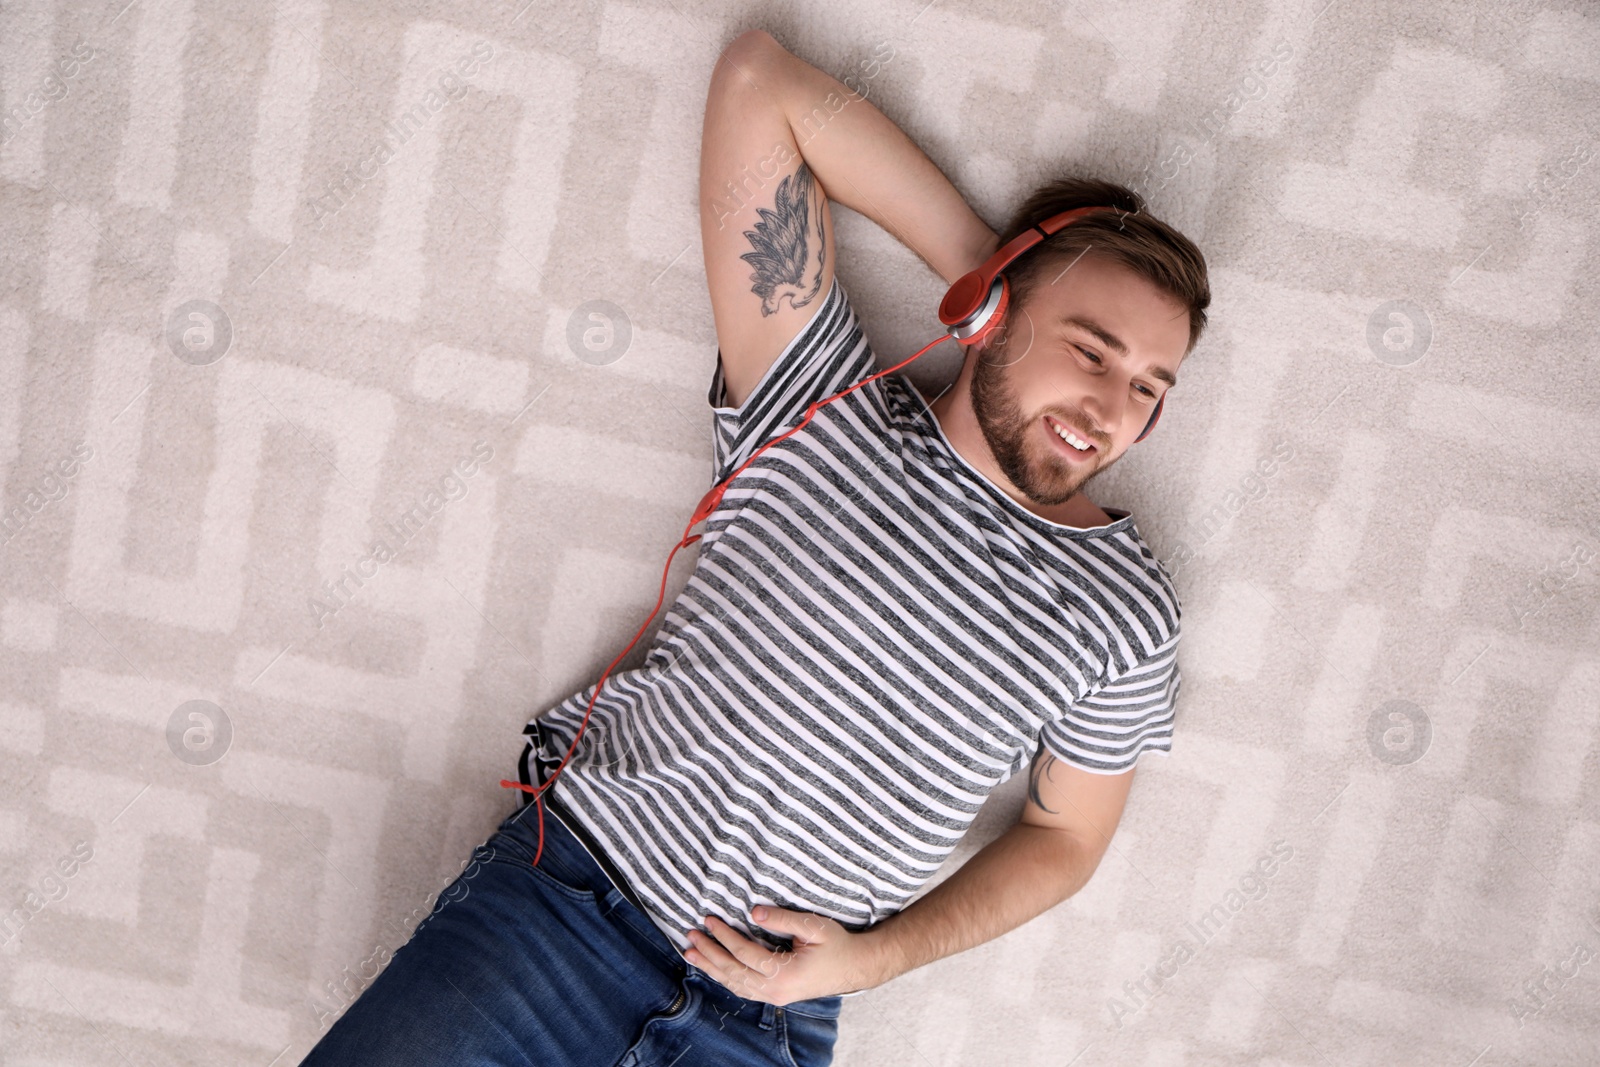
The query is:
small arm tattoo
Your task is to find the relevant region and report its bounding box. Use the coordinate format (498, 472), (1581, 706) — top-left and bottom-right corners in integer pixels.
(1027, 744), (1060, 814)
(739, 161), (826, 316)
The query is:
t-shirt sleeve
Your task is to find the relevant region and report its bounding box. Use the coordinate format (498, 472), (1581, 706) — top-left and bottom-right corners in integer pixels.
(1040, 637), (1180, 774)
(706, 276), (876, 485)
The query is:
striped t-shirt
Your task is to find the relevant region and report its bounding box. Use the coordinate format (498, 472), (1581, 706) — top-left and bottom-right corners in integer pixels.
(517, 277), (1181, 967)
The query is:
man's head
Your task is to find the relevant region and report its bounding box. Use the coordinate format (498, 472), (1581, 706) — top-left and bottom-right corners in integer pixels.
(966, 178), (1210, 507)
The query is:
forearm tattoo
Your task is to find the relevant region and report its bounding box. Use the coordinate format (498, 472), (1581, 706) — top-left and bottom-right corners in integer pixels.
(1027, 743), (1060, 814)
(739, 161), (826, 316)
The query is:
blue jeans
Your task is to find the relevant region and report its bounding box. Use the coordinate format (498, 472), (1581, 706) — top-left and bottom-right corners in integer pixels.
(300, 802), (843, 1066)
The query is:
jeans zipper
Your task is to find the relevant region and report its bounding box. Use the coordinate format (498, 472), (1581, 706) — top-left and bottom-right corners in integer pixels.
(665, 988), (686, 1015)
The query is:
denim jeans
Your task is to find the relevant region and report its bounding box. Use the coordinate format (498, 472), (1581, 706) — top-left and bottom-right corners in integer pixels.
(300, 802), (844, 1066)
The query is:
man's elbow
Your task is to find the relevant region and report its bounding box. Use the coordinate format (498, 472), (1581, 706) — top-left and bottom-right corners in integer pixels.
(715, 29), (783, 93)
(1043, 825), (1107, 902)
(727, 28), (780, 58)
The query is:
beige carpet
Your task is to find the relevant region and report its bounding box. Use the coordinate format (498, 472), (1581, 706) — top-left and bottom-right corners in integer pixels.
(2, 0), (1598, 1064)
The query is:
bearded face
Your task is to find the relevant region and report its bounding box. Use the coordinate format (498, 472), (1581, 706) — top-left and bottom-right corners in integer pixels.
(967, 319), (1117, 507)
(962, 256), (1190, 509)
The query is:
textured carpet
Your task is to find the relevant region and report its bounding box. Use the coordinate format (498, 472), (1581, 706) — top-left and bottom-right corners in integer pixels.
(1, 0), (1598, 1064)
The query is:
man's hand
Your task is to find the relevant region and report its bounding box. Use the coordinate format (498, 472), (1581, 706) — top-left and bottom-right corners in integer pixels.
(684, 906), (883, 1005)
(681, 753), (1134, 1002)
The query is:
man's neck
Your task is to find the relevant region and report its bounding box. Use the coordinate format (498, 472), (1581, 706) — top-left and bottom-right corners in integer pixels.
(927, 370), (1114, 530)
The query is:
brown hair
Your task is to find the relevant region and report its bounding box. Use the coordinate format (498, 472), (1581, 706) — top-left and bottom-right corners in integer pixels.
(996, 177), (1210, 354)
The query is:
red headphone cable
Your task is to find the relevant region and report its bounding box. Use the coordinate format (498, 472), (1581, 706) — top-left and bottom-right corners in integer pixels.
(498, 331), (952, 867)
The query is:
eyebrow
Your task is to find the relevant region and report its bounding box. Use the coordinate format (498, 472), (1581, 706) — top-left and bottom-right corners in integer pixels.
(1059, 315), (1179, 389)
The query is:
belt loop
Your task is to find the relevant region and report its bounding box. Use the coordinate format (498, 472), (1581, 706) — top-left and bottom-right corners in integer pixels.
(759, 1001), (777, 1031)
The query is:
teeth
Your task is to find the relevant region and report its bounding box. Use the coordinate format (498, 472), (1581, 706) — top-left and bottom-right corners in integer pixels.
(1052, 422), (1091, 451)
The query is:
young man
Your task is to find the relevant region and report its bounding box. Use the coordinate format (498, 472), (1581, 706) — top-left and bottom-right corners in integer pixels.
(301, 29), (1208, 1067)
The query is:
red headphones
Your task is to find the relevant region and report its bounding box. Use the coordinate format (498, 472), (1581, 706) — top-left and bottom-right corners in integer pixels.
(938, 205), (1165, 443)
(498, 204), (1166, 865)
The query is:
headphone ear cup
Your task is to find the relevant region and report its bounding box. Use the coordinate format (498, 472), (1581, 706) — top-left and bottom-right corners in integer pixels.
(939, 270), (990, 328)
(1134, 394), (1165, 442)
(964, 275), (1010, 349)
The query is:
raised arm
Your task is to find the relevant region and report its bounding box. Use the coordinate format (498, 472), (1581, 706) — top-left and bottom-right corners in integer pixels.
(700, 29), (1000, 408)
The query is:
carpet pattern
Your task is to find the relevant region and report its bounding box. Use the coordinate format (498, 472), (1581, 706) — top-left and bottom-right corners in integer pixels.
(1, 0), (1597, 1064)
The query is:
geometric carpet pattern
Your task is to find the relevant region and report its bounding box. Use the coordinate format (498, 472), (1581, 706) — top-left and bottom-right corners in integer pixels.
(0, 0), (1596, 1063)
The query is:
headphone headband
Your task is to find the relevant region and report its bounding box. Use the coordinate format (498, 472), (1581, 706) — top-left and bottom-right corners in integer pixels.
(938, 206), (1117, 337)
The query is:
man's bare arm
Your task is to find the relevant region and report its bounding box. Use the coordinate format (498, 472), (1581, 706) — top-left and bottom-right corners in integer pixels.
(686, 745), (1125, 1001)
(700, 30), (999, 408)
(853, 746), (1135, 987)
(723, 30), (1000, 286)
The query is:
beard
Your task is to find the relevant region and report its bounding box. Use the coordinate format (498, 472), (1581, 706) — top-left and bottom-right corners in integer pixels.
(968, 336), (1110, 507)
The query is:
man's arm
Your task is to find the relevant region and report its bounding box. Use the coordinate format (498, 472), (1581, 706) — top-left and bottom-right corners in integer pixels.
(856, 745), (1136, 987)
(686, 743), (1137, 1002)
(700, 29), (999, 409)
(737, 30), (1000, 285)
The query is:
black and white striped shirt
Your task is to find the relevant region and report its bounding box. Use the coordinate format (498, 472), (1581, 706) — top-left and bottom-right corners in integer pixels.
(518, 277), (1180, 963)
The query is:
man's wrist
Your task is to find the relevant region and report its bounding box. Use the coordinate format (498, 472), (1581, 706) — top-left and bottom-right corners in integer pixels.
(942, 228), (1002, 285)
(853, 917), (909, 991)
(974, 229), (1002, 267)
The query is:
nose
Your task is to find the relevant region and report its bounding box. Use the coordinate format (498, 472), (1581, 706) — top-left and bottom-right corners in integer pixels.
(1078, 373), (1130, 443)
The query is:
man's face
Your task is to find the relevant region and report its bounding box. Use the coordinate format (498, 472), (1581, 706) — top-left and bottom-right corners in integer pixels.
(968, 253), (1191, 507)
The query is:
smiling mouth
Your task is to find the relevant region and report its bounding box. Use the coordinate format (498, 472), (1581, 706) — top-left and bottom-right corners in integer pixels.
(1044, 415), (1098, 455)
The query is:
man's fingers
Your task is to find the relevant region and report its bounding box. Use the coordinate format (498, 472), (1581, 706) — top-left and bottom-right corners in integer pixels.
(752, 906), (830, 943)
(688, 928), (744, 974)
(705, 917), (782, 978)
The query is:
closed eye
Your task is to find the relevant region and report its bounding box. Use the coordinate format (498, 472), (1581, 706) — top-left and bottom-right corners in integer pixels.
(1076, 346), (1158, 398)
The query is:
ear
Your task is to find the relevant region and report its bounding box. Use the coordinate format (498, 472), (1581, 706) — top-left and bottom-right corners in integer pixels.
(975, 314), (1016, 363)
